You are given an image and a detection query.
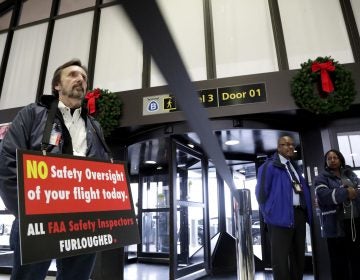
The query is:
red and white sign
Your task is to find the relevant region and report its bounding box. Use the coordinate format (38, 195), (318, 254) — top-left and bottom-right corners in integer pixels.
(22, 153), (131, 214)
(17, 150), (139, 265)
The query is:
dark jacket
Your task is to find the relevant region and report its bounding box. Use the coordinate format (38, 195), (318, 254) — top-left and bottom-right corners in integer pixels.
(0, 95), (110, 216)
(314, 166), (360, 238)
(255, 152), (312, 227)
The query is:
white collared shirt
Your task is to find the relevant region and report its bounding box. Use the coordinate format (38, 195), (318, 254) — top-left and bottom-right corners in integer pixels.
(279, 154), (300, 206)
(58, 101), (87, 156)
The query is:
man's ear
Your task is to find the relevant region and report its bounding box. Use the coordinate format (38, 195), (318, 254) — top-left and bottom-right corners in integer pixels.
(54, 84), (61, 91)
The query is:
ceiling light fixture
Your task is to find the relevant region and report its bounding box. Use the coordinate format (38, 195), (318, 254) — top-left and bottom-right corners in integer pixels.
(145, 160), (157, 164)
(225, 139), (239, 146)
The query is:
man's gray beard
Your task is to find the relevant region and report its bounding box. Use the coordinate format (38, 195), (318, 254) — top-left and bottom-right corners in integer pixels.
(67, 88), (84, 100)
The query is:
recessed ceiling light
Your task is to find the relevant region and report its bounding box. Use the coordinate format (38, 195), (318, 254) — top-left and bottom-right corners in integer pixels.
(145, 160), (156, 164)
(225, 139), (239, 146)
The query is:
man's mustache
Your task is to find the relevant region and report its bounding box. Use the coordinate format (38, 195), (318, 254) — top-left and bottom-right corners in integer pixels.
(73, 84), (85, 92)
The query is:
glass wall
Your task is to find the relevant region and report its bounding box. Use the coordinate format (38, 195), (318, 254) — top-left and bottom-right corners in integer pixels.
(211, 0), (278, 78)
(58, 0), (95, 15)
(0, 23), (47, 109)
(351, 0), (360, 33)
(337, 131), (360, 168)
(93, 5), (143, 92)
(0, 0), (358, 108)
(19, 0), (52, 25)
(151, 0), (206, 86)
(278, 0), (353, 69)
(0, 9), (12, 31)
(0, 200), (14, 250)
(43, 12), (93, 96)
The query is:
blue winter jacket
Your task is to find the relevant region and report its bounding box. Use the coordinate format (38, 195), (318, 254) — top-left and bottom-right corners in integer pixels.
(255, 153), (312, 227)
(314, 167), (360, 238)
(0, 95), (110, 216)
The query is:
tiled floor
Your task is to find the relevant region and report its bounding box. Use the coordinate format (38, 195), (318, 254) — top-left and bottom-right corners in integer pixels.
(0, 274), (68, 279)
(0, 263), (315, 279)
(123, 262), (315, 280)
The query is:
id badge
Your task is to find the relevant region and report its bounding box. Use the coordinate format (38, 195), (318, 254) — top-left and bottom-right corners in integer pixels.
(292, 182), (303, 194)
(49, 126), (61, 146)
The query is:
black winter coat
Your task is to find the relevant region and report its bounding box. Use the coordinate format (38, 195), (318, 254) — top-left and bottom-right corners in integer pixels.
(314, 166), (360, 237)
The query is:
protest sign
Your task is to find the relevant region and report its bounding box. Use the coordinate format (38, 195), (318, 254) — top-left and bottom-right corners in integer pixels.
(17, 150), (139, 264)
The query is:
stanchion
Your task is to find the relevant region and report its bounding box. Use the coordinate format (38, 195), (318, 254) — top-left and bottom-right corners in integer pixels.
(233, 189), (254, 280)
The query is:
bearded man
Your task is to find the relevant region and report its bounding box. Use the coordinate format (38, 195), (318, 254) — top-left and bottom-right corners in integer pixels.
(0, 59), (110, 280)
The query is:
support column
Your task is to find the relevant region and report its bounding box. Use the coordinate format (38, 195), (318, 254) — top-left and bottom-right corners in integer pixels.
(233, 189), (254, 280)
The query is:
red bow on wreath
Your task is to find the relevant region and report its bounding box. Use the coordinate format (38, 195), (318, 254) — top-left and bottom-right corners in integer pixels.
(311, 61), (335, 94)
(85, 88), (101, 115)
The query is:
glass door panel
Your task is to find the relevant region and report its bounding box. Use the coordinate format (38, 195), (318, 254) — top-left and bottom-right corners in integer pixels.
(174, 145), (206, 277)
(177, 206), (204, 267)
(125, 182), (138, 260)
(142, 211), (170, 253)
(207, 167), (219, 240)
(143, 179), (170, 208)
(140, 174), (170, 256)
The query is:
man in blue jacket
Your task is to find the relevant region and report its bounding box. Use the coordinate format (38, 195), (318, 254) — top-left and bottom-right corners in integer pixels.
(0, 59), (110, 280)
(255, 135), (312, 280)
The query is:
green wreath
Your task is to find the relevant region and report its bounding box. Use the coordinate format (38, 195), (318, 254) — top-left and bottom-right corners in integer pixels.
(84, 88), (122, 137)
(291, 56), (356, 114)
